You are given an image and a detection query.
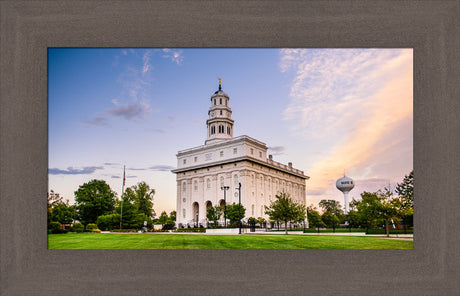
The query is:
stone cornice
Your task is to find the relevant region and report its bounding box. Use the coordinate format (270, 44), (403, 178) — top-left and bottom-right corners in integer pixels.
(172, 155), (309, 180)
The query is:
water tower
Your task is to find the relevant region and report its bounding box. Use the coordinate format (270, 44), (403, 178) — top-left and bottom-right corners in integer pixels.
(336, 174), (354, 214)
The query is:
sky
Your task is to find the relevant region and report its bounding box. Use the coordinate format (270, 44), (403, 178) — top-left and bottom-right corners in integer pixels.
(48, 48), (413, 215)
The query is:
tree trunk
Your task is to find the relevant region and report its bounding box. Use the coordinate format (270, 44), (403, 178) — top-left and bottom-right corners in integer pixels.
(285, 221), (288, 235)
(385, 220), (389, 237)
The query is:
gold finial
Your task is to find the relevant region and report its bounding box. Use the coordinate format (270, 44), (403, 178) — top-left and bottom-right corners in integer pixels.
(218, 78), (222, 85)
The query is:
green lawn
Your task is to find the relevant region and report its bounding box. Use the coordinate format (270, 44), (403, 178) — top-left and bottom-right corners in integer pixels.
(48, 233), (413, 249)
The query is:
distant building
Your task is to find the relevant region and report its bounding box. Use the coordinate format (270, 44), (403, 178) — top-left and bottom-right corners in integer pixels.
(172, 80), (309, 227)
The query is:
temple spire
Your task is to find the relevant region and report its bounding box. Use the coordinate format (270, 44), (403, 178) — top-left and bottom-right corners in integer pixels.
(218, 77), (222, 91)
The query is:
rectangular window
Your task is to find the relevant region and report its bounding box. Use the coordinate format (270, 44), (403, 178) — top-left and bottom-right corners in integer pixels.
(233, 148), (237, 154)
(183, 209), (186, 218)
(220, 151), (224, 157)
(259, 151), (262, 158)
(250, 148), (254, 155)
(194, 156), (197, 162)
(183, 159), (186, 165)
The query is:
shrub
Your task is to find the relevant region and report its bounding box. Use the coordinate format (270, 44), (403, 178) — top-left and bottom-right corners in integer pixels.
(71, 222), (84, 233)
(49, 221), (62, 231)
(91, 228), (102, 233)
(86, 223), (99, 232)
(97, 214), (120, 231)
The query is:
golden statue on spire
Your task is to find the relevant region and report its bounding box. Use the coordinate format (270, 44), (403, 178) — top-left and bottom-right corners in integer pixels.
(218, 77), (222, 85)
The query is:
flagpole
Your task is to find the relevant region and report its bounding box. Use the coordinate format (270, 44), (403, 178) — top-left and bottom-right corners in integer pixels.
(119, 165), (125, 229)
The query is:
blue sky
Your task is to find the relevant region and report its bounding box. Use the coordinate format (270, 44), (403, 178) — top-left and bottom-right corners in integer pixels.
(48, 48), (413, 215)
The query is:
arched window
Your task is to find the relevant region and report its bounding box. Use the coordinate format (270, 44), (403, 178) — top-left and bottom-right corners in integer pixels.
(227, 126), (230, 134)
(251, 175), (254, 185)
(183, 182), (186, 192)
(214, 98), (216, 105)
(220, 98), (222, 105)
(194, 180), (198, 191)
(220, 177), (224, 187)
(211, 125), (215, 135)
(234, 174), (238, 187)
(220, 110), (222, 116)
(207, 179), (211, 189)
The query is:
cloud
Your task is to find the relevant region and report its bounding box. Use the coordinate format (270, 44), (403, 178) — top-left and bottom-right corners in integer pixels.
(127, 168), (147, 171)
(142, 50), (152, 74)
(127, 175), (137, 178)
(149, 165), (175, 171)
(162, 48), (183, 65)
(49, 166), (103, 175)
(83, 116), (109, 127)
(111, 175), (121, 179)
(280, 49), (413, 199)
(104, 162), (121, 166)
(268, 146), (285, 155)
(108, 101), (152, 120)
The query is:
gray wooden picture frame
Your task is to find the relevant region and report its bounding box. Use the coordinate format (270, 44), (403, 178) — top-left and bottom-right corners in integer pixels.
(1, 1), (458, 295)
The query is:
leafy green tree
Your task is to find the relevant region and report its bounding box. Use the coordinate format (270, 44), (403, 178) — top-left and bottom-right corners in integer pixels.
(158, 211), (169, 226)
(354, 191), (382, 231)
(126, 181), (156, 218)
(206, 206), (222, 228)
(74, 180), (116, 225)
(318, 199), (343, 232)
(264, 192), (306, 234)
(395, 170), (414, 228)
(307, 211), (323, 232)
(395, 170), (413, 209)
(50, 201), (75, 225)
(118, 194), (139, 229)
(225, 203), (246, 227)
(170, 211), (176, 222)
(257, 217), (266, 227)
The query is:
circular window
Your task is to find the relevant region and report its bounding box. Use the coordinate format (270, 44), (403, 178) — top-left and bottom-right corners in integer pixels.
(234, 192), (239, 197)
(182, 198), (186, 203)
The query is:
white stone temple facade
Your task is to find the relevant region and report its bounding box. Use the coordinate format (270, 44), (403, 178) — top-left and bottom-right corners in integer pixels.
(172, 80), (309, 227)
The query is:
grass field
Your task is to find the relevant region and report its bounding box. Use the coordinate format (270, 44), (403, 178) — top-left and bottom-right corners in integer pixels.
(48, 233), (413, 249)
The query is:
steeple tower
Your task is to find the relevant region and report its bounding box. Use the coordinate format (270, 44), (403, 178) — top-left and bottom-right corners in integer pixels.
(205, 78), (234, 145)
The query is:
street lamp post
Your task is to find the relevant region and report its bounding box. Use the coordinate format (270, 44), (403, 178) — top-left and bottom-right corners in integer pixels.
(236, 182), (242, 234)
(221, 186), (229, 228)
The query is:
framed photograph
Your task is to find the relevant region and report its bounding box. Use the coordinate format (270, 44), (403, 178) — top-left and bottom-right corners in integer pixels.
(1, 1), (458, 295)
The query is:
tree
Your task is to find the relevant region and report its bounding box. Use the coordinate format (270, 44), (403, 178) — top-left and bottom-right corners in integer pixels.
(395, 170), (414, 228)
(51, 201), (75, 225)
(158, 211), (169, 226)
(264, 192), (306, 234)
(307, 211), (324, 232)
(395, 170), (413, 209)
(354, 191), (383, 231)
(318, 199), (343, 232)
(170, 211), (176, 222)
(128, 181), (156, 218)
(224, 203), (246, 227)
(74, 180), (116, 225)
(206, 206), (223, 228)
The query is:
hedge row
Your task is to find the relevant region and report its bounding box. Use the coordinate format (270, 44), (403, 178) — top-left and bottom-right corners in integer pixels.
(175, 228), (206, 233)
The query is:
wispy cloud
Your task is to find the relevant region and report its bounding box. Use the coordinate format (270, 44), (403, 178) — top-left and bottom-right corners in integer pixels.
(83, 116), (109, 127)
(280, 49), (413, 199)
(111, 175), (121, 179)
(142, 51), (152, 75)
(268, 146), (285, 155)
(104, 162), (121, 166)
(162, 48), (183, 65)
(108, 101), (152, 120)
(149, 165), (175, 171)
(49, 166), (103, 175)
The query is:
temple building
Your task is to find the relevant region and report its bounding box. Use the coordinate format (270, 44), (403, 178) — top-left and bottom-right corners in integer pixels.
(171, 79), (309, 227)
